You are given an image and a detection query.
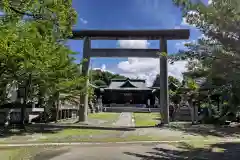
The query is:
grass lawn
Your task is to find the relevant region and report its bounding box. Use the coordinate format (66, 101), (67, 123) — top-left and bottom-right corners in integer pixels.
(88, 112), (120, 124)
(39, 128), (120, 142)
(0, 131), (219, 144)
(0, 147), (21, 160)
(133, 113), (161, 127)
(0, 146), (66, 160)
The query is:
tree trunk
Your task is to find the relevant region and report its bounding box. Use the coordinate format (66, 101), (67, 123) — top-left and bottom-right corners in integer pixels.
(194, 103), (199, 123)
(38, 87), (47, 123)
(78, 95), (85, 122)
(21, 74), (32, 130)
(3, 110), (11, 133)
(0, 84), (8, 105)
(55, 92), (60, 123)
(187, 100), (195, 124)
(20, 99), (26, 130)
(172, 104), (179, 122)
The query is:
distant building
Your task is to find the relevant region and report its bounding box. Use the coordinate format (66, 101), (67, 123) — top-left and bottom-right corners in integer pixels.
(101, 78), (155, 107)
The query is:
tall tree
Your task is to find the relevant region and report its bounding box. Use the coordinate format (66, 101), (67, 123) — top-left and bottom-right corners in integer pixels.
(171, 0), (240, 117)
(0, 0), (82, 127)
(152, 75), (181, 88)
(173, 0), (240, 53)
(90, 70), (126, 86)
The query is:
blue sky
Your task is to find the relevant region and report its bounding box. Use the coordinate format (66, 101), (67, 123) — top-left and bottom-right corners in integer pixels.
(68, 0), (211, 85)
(69, 1), (208, 57)
(0, 0), (211, 85)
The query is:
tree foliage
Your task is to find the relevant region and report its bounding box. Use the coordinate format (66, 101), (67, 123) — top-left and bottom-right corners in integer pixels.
(171, 0), (240, 91)
(90, 70), (126, 87)
(170, 0), (240, 121)
(0, 0), (84, 124)
(0, 0), (77, 39)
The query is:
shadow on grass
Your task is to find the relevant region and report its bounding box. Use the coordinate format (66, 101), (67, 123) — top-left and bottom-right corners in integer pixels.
(162, 122), (240, 138)
(124, 142), (240, 160)
(134, 126), (157, 128)
(153, 118), (161, 121)
(0, 121), (162, 139)
(32, 123), (136, 131)
(0, 124), (62, 138)
(33, 148), (70, 160)
(0, 123), (138, 138)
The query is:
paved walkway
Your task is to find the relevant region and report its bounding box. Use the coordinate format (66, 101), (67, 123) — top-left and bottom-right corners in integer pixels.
(32, 141), (240, 160)
(34, 144), (181, 160)
(114, 112), (134, 127)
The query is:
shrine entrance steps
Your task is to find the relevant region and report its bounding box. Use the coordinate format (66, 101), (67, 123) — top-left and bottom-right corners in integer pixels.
(103, 107), (161, 113)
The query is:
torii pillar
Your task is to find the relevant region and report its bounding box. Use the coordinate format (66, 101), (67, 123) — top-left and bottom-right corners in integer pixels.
(79, 37), (90, 122)
(160, 38), (169, 124)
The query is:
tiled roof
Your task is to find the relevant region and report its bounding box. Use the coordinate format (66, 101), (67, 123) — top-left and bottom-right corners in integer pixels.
(104, 87), (152, 91)
(107, 78), (149, 89)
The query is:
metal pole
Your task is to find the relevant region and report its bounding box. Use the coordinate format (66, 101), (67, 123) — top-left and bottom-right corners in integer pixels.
(160, 37), (169, 124)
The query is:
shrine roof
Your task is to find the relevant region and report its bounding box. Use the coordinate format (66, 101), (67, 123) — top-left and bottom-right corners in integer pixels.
(104, 88), (152, 91)
(106, 78), (151, 90)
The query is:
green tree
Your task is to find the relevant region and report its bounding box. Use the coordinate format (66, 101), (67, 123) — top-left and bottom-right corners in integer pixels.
(90, 70), (126, 86)
(173, 0), (240, 53)
(170, 0), (240, 122)
(0, 0), (81, 127)
(152, 75), (181, 88)
(0, 0), (77, 39)
(93, 79), (107, 87)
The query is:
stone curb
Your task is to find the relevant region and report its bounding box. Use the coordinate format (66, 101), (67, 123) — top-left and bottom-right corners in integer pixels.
(1, 139), (240, 147)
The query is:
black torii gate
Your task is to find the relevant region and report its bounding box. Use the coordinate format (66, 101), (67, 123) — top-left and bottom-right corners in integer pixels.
(70, 29), (190, 124)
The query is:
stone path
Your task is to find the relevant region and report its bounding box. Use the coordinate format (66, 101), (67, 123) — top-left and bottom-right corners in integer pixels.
(114, 112), (134, 127)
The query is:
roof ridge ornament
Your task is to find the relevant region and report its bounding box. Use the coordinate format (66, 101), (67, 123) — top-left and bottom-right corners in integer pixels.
(120, 80), (137, 88)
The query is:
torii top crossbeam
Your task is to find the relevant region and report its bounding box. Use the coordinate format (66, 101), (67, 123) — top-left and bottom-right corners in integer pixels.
(71, 29), (190, 40)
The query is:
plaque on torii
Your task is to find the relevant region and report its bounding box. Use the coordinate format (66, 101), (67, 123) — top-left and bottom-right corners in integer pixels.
(70, 29), (190, 124)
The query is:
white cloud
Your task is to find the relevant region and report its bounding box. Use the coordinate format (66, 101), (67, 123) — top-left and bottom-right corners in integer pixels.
(117, 58), (187, 86)
(175, 41), (188, 50)
(93, 64), (107, 72)
(208, 0), (213, 5)
(175, 40), (196, 50)
(118, 40), (149, 49)
(116, 40), (188, 86)
(93, 64), (116, 75)
(79, 17), (88, 24)
(101, 64), (106, 71)
(92, 41), (188, 86)
(174, 26), (181, 29)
